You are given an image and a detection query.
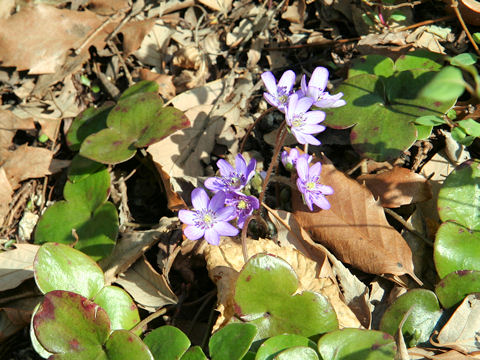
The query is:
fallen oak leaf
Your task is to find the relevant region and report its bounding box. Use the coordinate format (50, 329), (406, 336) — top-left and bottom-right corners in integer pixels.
(292, 155), (419, 282)
(357, 167), (432, 208)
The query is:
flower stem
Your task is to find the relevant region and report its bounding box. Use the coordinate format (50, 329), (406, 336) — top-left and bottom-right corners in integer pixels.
(258, 121), (287, 206)
(239, 107), (275, 153)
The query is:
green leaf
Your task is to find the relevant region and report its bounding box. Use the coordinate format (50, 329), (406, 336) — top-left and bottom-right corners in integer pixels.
(450, 53), (478, 66)
(143, 326), (191, 360)
(434, 222), (480, 278)
(209, 323), (257, 360)
(255, 334), (318, 360)
(394, 50), (443, 72)
(34, 243), (104, 298)
(67, 155), (104, 183)
(437, 159), (480, 230)
(233, 253), (338, 340)
(119, 80), (159, 100)
(389, 12), (406, 22)
(33, 291), (110, 358)
(349, 55), (395, 78)
(317, 329), (396, 360)
(420, 66), (466, 101)
(379, 289), (442, 347)
(457, 118), (480, 137)
(104, 330), (154, 360)
(274, 347), (319, 360)
(34, 166), (118, 261)
(94, 286), (140, 334)
(67, 105), (112, 151)
(474, 32), (480, 45)
(436, 270), (480, 308)
(451, 126), (475, 146)
(30, 304), (53, 359)
(414, 115), (446, 126)
(180, 346), (207, 360)
(415, 124), (433, 140)
(80, 91), (189, 164)
(63, 166), (111, 211)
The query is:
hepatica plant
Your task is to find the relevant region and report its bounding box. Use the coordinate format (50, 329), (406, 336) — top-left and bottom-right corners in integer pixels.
(179, 67), (343, 245)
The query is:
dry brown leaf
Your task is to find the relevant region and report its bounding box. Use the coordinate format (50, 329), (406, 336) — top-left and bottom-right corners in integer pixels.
(293, 155), (417, 279)
(115, 256), (178, 312)
(357, 167), (432, 208)
(0, 244), (39, 291)
(0, 110), (35, 152)
(138, 69), (176, 100)
(436, 293), (480, 354)
(148, 79), (230, 178)
(100, 217), (177, 284)
(0, 4), (108, 74)
(86, 0), (129, 15)
(121, 18), (156, 57)
(154, 163), (187, 212)
(197, 0), (232, 12)
(0, 168), (13, 224)
(204, 237), (361, 332)
(281, 0), (306, 24)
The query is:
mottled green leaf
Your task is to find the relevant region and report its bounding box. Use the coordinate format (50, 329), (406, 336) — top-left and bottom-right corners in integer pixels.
(255, 334), (317, 360)
(209, 323), (257, 360)
(144, 326), (191, 360)
(436, 270), (480, 308)
(104, 330), (154, 360)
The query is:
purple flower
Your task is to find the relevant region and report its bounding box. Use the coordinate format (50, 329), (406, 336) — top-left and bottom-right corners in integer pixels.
(205, 154), (256, 194)
(261, 70), (296, 113)
(179, 188), (239, 245)
(298, 67), (346, 108)
(225, 192), (260, 229)
(285, 94), (326, 146)
(281, 148), (312, 171)
(295, 157), (334, 211)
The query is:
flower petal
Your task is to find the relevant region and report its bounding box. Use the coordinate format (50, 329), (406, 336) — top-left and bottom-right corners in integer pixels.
(313, 194), (331, 210)
(205, 228), (220, 245)
(178, 210), (197, 225)
(191, 188), (209, 210)
(304, 193), (314, 211)
(295, 97), (315, 114)
(304, 111), (326, 124)
(302, 134), (321, 146)
(213, 221), (239, 237)
(246, 158), (256, 182)
(204, 177), (224, 192)
(300, 74), (308, 94)
(309, 162), (322, 177)
(264, 93), (280, 109)
(216, 206), (236, 221)
(278, 70), (296, 92)
(209, 191), (226, 212)
(318, 184), (334, 195)
(235, 154), (247, 175)
(261, 71), (278, 95)
(302, 124), (326, 134)
(309, 67), (329, 91)
(184, 225), (204, 240)
(296, 157), (309, 182)
(217, 159), (234, 177)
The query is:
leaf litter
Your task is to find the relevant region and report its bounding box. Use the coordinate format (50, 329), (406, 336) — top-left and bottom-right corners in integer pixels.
(1, 0), (480, 358)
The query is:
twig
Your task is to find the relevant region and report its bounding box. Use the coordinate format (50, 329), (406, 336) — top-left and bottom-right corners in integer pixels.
(395, 15), (455, 32)
(131, 307), (167, 334)
(258, 122), (287, 205)
(264, 37), (360, 51)
(108, 41), (133, 86)
(450, 0), (480, 56)
(362, 0), (423, 9)
(384, 208), (433, 246)
(240, 108), (274, 153)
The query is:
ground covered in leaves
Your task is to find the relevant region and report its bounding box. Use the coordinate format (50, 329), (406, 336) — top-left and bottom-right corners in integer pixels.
(1, 0), (480, 359)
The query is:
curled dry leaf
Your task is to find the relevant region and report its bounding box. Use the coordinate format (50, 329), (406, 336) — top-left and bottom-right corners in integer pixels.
(293, 155), (417, 280)
(0, 4), (107, 74)
(203, 237), (361, 332)
(357, 167), (432, 208)
(0, 244), (39, 291)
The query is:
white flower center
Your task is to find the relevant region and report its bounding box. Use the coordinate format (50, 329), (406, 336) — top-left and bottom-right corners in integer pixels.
(291, 114), (305, 128)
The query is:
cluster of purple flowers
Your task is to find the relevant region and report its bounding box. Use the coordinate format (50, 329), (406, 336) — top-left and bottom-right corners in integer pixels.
(261, 67), (346, 146)
(179, 154), (259, 245)
(264, 67), (344, 211)
(179, 67), (344, 245)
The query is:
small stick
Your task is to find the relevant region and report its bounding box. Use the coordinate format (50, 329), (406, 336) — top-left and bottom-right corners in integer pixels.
(131, 307), (167, 334)
(450, 0), (480, 56)
(239, 107), (275, 153)
(75, 17), (113, 55)
(384, 208), (433, 246)
(264, 37), (360, 51)
(395, 15), (454, 32)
